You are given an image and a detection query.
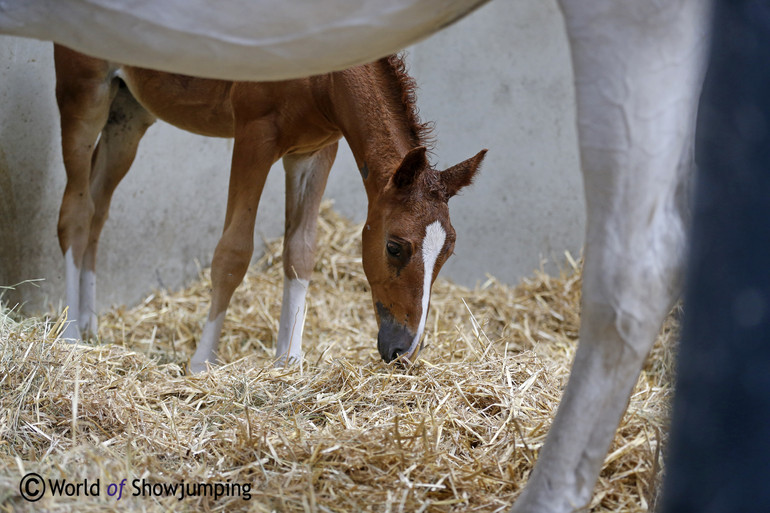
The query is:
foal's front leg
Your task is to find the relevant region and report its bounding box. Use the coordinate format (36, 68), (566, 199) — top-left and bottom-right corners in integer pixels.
(275, 143), (338, 366)
(189, 121), (279, 373)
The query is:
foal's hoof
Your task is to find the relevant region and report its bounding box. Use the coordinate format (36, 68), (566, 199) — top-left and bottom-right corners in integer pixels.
(273, 353), (302, 368)
(60, 321), (82, 343)
(187, 360), (212, 374)
(78, 313), (99, 340)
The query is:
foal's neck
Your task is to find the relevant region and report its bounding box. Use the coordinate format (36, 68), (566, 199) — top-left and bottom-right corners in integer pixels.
(327, 58), (427, 200)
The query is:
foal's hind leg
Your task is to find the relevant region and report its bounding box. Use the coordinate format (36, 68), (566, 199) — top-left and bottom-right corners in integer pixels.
(275, 143), (338, 366)
(54, 46), (117, 340)
(78, 85), (156, 336)
(511, 1), (709, 511)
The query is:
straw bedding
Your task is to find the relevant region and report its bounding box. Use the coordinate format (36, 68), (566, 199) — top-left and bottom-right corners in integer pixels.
(0, 202), (679, 512)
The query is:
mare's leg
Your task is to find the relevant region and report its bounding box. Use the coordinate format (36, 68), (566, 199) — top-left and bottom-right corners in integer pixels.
(275, 143), (338, 366)
(511, 1), (710, 511)
(189, 120), (279, 373)
(54, 45), (116, 341)
(78, 85), (156, 337)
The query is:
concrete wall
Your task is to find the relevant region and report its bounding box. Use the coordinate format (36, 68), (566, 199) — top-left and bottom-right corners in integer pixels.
(0, 0), (584, 315)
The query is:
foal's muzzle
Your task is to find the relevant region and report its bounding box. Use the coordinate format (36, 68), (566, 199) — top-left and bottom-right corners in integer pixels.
(377, 319), (416, 363)
(376, 305), (420, 364)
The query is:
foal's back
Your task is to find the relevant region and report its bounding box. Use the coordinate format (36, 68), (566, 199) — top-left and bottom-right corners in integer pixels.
(56, 45), (341, 151)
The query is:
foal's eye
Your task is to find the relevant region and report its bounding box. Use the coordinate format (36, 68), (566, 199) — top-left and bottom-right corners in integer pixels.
(386, 241), (401, 257)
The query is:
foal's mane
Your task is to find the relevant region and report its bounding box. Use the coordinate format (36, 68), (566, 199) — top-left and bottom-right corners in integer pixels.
(378, 54), (436, 152)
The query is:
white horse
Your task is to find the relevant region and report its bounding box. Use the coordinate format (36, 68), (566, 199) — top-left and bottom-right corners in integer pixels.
(511, 1), (710, 511)
(1, 0), (712, 511)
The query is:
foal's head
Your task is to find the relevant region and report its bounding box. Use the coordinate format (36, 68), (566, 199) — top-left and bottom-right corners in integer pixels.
(362, 146), (486, 364)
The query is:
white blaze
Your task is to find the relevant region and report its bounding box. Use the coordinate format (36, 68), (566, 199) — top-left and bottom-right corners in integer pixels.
(409, 220), (446, 357)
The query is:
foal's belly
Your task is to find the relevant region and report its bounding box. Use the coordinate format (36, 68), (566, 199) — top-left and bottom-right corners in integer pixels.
(120, 67), (236, 138)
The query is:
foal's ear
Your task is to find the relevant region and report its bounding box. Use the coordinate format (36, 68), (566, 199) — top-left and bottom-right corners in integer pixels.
(442, 149), (487, 198)
(392, 146), (429, 189)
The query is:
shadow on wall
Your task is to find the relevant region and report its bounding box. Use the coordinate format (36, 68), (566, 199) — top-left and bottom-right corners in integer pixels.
(0, 40), (61, 310)
(0, 147), (21, 288)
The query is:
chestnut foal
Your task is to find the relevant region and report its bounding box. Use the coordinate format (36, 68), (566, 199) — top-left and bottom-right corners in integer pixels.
(53, 45), (486, 372)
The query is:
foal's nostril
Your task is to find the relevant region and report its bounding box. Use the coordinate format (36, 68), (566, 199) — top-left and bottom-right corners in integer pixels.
(376, 305), (415, 363)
